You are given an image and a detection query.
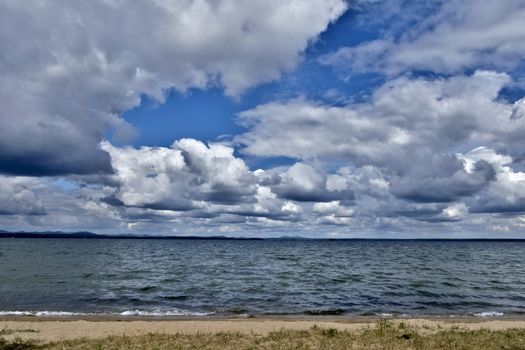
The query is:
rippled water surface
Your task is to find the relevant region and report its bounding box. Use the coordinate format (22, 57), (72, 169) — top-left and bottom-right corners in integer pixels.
(1, 238), (525, 317)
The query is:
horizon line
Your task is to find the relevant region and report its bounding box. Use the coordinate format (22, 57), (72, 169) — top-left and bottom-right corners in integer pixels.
(1, 231), (525, 241)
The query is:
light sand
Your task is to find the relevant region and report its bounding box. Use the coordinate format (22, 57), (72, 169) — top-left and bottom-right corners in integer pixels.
(2, 317), (525, 342)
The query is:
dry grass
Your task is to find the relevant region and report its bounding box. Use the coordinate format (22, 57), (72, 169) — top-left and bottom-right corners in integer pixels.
(1, 320), (525, 350)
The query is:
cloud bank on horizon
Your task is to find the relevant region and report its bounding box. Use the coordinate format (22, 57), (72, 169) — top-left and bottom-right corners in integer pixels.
(1, 0), (525, 237)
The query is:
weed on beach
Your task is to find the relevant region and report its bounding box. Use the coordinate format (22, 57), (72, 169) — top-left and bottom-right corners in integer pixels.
(1, 320), (525, 350)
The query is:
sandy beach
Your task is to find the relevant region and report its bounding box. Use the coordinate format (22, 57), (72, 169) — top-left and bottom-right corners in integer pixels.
(2, 317), (525, 342)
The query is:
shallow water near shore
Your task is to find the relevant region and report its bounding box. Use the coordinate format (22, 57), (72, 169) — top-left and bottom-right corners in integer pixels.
(1, 238), (524, 317)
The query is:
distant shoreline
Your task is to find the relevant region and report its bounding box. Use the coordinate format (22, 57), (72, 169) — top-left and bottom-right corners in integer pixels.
(2, 231), (525, 241)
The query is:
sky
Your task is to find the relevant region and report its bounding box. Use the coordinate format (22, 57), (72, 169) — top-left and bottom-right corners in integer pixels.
(1, 0), (525, 238)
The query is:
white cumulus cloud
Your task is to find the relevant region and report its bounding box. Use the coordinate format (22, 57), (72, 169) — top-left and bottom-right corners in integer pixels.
(0, 0), (346, 176)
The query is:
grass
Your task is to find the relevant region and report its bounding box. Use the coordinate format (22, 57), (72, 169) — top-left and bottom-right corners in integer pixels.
(0, 336), (37, 350)
(1, 320), (525, 349)
(0, 328), (38, 337)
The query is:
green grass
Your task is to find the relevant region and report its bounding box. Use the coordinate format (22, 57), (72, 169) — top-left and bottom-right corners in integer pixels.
(1, 320), (525, 350)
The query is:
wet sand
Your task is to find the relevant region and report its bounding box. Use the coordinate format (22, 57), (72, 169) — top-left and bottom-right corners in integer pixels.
(2, 316), (525, 342)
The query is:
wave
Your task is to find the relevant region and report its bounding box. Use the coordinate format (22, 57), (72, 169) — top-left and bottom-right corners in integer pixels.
(0, 309), (214, 317)
(473, 311), (504, 317)
(0, 311), (90, 316)
(119, 309), (213, 316)
(0, 309), (505, 318)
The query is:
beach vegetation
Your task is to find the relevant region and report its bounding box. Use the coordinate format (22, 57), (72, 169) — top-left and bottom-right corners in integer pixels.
(1, 320), (525, 349)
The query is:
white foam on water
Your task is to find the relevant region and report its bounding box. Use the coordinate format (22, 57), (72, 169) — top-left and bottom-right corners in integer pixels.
(119, 309), (214, 316)
(0, 309), (213, 317)
(0, 311), (91, 316)
(473, 311), (504, 317)
(0, 310), (504, 318)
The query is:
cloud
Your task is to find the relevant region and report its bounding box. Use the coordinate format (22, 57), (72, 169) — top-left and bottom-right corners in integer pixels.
(2, 1), (525, 237)
(0, 177), (46, 216)
(320, 0), (525, 76)
(459, 147), (525, 214)
(313, 201), (353, 216)
(103, 138), (257, 211)
(238, 71), (521, 169)
(92, 143), (363, 229)
(390, 157), (495, 203)
(511, 98), (525, 120)
(2, 66), (523, 234)
(406, 203), (468, 223)
(236, 71), (525, 214)
(281, 201), (303, 215)
(265, 163), (355, 202)
(0, 0), (346, 176)
(0, 175), (132, 233)
(313, 200), (354, 225)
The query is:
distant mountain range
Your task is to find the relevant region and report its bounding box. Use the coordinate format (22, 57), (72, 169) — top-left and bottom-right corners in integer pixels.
(0, 230), (100, 239)
(1, 230), (524, 241)
(0, 230), (306, 240)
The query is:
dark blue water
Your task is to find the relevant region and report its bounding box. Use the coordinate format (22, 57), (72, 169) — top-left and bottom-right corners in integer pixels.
(1, 238), (524, 317)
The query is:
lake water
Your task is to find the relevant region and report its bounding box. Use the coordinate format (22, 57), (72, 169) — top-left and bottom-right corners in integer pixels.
(1, 238), (524, 317)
